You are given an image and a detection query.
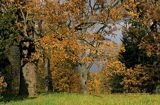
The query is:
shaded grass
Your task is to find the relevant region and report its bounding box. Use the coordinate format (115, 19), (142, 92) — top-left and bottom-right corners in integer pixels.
(0, 93), (160, 105)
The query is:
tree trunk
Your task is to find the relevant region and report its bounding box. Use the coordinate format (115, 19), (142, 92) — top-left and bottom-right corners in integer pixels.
(19, 40), (37, 97)
(22, 62), (37, 97)
(6, 45), (21, 95)
(79, 64), (88, 94)
(19, 65), (28, 96)
(44, 57), (53, 92)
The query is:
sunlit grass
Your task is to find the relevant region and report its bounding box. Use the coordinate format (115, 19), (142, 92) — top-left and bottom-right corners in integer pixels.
(0, 93), (160, 105)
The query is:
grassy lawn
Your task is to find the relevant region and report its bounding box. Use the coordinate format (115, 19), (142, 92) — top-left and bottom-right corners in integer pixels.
(0, 93), (160, 105)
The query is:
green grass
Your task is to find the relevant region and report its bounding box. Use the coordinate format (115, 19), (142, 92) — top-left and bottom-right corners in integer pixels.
(0, 93), (160, 105)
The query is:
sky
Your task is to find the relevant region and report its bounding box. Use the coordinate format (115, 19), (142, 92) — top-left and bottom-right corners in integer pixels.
(87, 22), (124, 72)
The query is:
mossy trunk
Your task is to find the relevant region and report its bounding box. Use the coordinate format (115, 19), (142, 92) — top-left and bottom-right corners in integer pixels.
(6, 45), (21, 95)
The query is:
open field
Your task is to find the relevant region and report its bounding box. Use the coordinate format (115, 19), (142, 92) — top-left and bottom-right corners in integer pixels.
(0, 93), (160, 105)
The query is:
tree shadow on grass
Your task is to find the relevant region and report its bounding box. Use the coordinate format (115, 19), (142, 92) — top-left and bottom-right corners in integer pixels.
(0, 94), (37, 103)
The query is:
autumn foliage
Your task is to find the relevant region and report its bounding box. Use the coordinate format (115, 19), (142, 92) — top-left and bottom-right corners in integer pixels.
(0, 0), (160, 96)
(52, 68), (80, 93)
(0, 76), (6, 93)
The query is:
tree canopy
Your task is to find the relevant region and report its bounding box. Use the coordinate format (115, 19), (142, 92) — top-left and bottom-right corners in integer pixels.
(0, 0), (160, 97)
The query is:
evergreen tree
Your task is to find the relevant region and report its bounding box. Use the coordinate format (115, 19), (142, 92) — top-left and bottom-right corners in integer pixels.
(118, 20), (159, 93)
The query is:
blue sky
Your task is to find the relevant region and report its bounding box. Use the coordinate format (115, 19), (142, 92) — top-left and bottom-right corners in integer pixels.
(87, 21), (124, 72)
